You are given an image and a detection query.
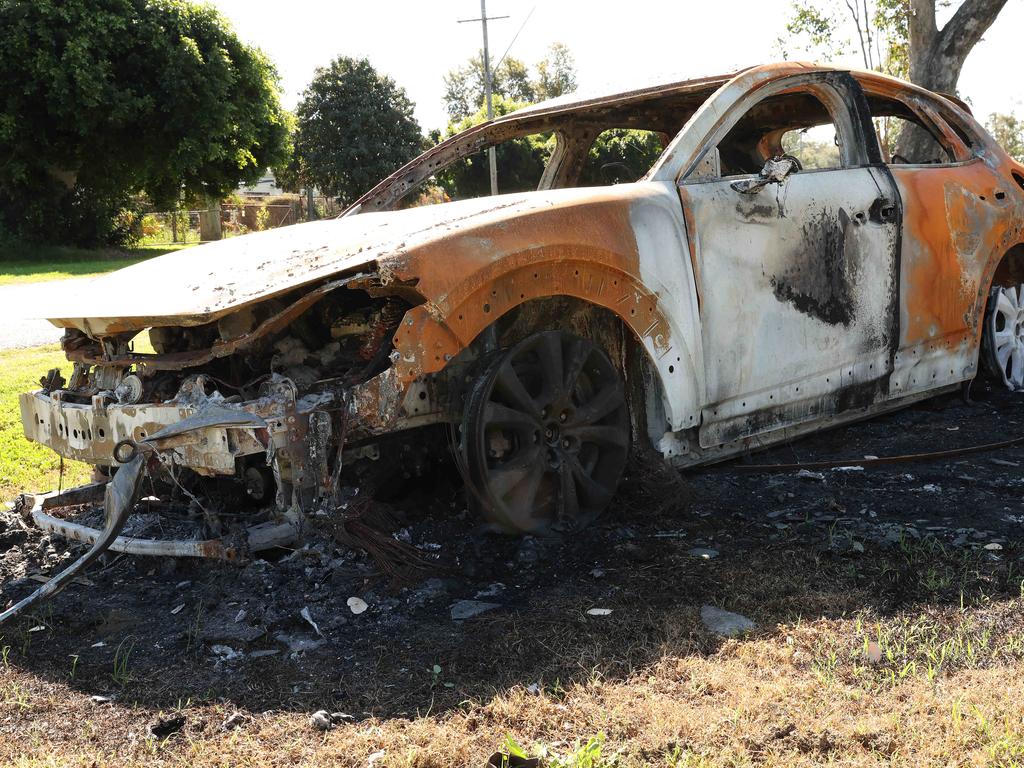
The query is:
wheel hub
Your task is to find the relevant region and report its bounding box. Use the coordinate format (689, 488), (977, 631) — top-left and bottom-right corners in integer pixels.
(459, 331), (630, 534)
(984, 284), (1024, 390)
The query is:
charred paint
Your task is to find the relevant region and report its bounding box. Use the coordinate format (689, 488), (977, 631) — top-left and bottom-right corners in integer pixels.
(769, 208), (858, 327)
(891, 161), (1022, 348)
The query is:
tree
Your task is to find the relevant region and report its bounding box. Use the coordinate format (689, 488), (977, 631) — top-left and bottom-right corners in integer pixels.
(779, 0), (1009, 158)
(907, 0), (1008, 95)
(986, 112), (1024, 161)
(292, 57), (423, 207)
(0, 0), (290, 246)
(442, 54), (535, 122)
(436, 96), (552, 200)
(442, 43), (578, 122)
(580, 130), (666, 186)
(534, 43), (578, 101)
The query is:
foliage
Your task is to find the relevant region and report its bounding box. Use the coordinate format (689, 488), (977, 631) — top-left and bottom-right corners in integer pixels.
(443, 43), (578, 122)
(0, 346), (91, 502)
(534, 43), (578, 102)
(435, 96), (553, 200)
(776, 0), (907, 78)
(782, 129), (842, 169)
(0, 0), (290, 246)
(986, 112), (1024, 161)
(291, 57), (423, 207)
(580, 129), (665, 186)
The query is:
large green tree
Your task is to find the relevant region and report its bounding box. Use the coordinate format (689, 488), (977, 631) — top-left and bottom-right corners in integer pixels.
(779, 0), (1010, 158)
(442, 43), (578, 122)
(986, 112), (1024, 161)
(291, 57), (423, 207)
(436, 96), (552, 200)
(0, 0), (290, 246)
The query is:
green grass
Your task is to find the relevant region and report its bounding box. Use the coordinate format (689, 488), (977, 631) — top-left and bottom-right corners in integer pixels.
(0, 243), (194, 286)
(0, 345), (90, 502)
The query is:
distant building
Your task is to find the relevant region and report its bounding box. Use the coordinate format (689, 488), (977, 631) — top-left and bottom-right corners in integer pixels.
(237, 169), (285, 197)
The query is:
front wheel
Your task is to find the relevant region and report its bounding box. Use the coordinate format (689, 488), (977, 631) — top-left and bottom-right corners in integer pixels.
(459, 330), (630, 534)
(982, 284), (1024, 390)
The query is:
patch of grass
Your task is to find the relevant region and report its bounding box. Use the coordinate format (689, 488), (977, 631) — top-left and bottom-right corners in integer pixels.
(0, 243), (194, 286)
(0, 345), (90, 502)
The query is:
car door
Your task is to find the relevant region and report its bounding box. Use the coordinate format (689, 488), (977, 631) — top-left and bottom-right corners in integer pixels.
(859, 91), (1019, 397)
(676, 74), (902, 448)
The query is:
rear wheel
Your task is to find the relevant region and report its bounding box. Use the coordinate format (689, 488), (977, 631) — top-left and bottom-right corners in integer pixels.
(983, 284), (1024, 390)
(460, 330), (630, 534)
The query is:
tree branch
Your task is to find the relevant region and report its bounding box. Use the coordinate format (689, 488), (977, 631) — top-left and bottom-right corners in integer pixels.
(935, 0), (1009, 67)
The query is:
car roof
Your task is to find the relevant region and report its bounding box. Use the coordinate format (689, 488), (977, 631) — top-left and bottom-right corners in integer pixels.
(494, 62), (969, 125)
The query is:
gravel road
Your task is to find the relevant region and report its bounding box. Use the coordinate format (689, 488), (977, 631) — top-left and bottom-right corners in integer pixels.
(0, 278), (92, 350)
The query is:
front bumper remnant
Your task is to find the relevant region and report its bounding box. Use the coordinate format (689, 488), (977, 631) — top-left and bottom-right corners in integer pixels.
(0, 453), (147, 625)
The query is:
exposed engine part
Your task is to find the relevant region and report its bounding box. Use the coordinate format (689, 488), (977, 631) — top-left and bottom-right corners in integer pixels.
(115, 373), (144, 404)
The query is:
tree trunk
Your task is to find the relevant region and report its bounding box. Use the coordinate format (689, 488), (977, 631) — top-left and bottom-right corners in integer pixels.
(199, 198), (222, 242)
(898, 0), (1009, 158)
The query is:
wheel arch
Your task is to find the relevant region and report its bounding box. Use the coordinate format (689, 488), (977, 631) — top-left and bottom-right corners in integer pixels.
(991, 243), (1024, 289)
(389, 262), (702, 441)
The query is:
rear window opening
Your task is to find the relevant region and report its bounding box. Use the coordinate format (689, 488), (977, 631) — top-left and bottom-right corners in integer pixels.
(579, 129), (667, 186)
(864, 94), (962, 165)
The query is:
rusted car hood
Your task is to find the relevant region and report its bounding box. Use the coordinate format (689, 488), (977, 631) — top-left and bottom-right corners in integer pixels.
(45, 191), (589, 335)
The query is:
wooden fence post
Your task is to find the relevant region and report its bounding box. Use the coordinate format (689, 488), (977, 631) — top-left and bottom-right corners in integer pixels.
(199, 198), (222, 241)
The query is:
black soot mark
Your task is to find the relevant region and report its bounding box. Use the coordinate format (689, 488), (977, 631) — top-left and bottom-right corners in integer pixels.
(769, 208), (856, 327)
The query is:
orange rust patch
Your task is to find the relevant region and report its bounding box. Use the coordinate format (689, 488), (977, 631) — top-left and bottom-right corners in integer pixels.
(385, 192), (679, 385)
(386, 192), (676, 384)
(892, 161), (1022, 347)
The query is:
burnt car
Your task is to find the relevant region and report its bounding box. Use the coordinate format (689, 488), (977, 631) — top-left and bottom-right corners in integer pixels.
(5, 63), (1024, 620)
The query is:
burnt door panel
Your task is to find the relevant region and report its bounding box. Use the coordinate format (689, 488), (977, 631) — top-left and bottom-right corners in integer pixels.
(679, 166), (901, 447)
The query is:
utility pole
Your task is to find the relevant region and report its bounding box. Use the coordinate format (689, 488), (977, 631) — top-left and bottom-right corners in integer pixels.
(458, 1), (507, 196)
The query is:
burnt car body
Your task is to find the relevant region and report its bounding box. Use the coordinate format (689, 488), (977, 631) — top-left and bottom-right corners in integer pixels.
(6, 63), (1024, 620)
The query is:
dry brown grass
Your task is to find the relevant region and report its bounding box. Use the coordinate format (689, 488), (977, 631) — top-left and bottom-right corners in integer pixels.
(3, 597), (1024, 767)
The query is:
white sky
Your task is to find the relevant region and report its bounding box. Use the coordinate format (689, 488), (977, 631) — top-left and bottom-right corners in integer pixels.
(210, 0), (1023, 134)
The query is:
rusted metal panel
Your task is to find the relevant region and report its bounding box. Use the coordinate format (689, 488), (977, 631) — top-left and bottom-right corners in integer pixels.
(384, 184), (704, 430)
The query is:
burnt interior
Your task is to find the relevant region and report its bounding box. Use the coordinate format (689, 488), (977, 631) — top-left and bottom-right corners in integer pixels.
(52, 280), (409, 406)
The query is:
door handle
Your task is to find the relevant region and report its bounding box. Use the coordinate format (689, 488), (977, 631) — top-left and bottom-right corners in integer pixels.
(869, 197), (897, 223)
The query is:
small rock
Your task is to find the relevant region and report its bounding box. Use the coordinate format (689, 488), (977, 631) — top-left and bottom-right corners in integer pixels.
(450, 600), (501, 620)
(310, 710), (333, 731)
(984, 542), (1004, 551)
(586, 608), (612, 616)
(475, 582), (505, 598)
(589, 568), (605, 578)
(687, 547), (719, 560)
(990, 458), (1020, 468)
(347, 597), (368, 615)
(210, 645), (242, 661)
(148, 714), (186, 739)
(795, 469), (826, 482)
(700, 605), (755, 637)
(300, 606), (323, 637)
(514, 537), (543, 565)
